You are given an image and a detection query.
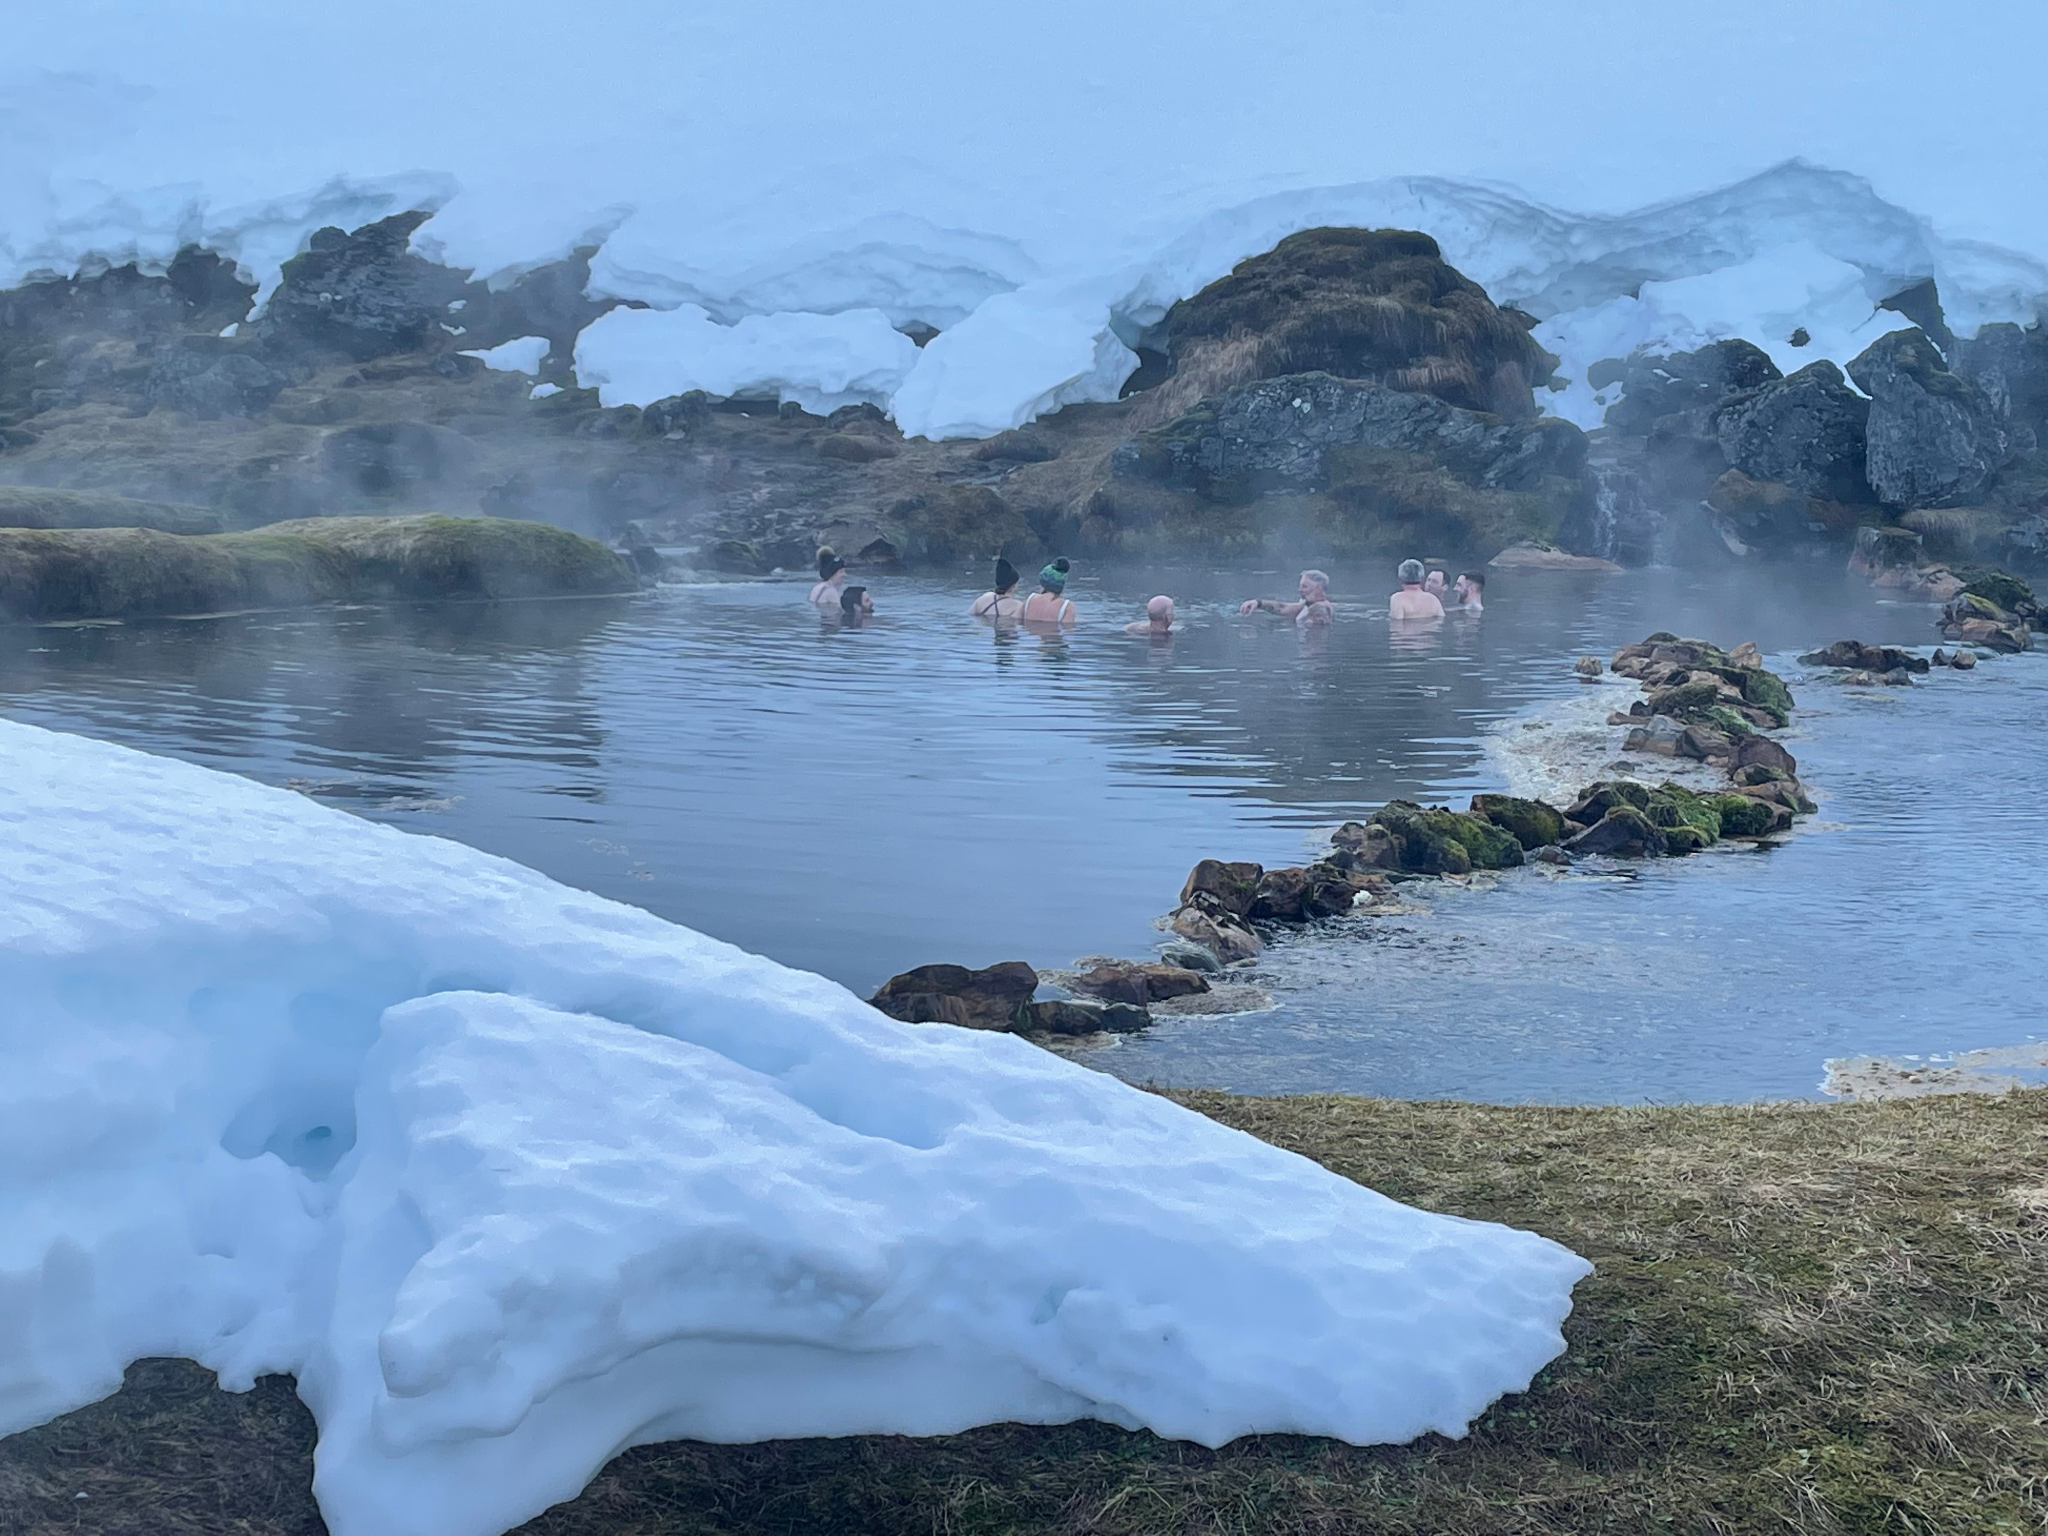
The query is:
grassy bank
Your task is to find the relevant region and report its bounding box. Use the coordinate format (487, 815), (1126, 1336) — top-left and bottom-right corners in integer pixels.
(3, 1091), (2044, 1536)
(0, 514), (636, 622)
(0, 485), (224, 535)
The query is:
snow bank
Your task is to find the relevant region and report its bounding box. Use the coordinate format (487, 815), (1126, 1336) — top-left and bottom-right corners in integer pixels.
(9, 3), (2045, 435)
(573, 304), (919, 415)
(0, 719), (1588, 1536)
(459, 334), (549, 374)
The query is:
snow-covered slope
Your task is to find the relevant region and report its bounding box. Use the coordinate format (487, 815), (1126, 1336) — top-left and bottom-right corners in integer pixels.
(7, 2), (2045, 435)
(0, 719), (1589, 1536)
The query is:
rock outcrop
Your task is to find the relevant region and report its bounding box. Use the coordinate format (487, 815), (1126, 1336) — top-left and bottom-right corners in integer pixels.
(1716, 360), (1872, 506)
(868, 961), (1039, 1032)
(1848, 328), (2009, 509)
(1159, 228), (1558, 419)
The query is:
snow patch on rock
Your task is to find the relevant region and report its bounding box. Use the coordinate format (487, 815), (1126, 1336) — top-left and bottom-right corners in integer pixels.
(573, 304), (919, 415)
(460, 334), (549, 374)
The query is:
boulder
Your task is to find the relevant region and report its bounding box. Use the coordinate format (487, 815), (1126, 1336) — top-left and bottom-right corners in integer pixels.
(1467, 793), (1566, 851)
(1960, 572), (2037, 621)
(1951, 649), (1978, 669)
(971, 429), (1057, 463)
(1716, 360), (1872, 505)
(1847, 328), (2009, 508)
(1952, 321), (2048, 432)
(1169, 898), (1263, 964)
(1573, 655), (1603, 680)
(1675, 722), (1737, 761)
(1710, 794), (1783, 838)
(1366, 802), (1525, 874)
(1160, 227), (1558, 419)
(1563, 780), (1651, 826)
(1329, 820), (1405, 870)
(1023, 998), (1152, 1036)
(1179, 859), (1264, 919)
(1623, 715), (1684, 755)
(1247, 863), (1373, 922)
(1562, 806), (1667, 858)
(1066, 959), (1211, 1006)
(1599, 338), (1782, 437)
(868, 961), (1038, 1032)
(1798, 640), (1930, 674)
(1731, 734), (1798, 778)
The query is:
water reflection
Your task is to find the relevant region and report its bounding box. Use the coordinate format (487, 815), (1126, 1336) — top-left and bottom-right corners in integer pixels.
(2, 563), (2033, 1104)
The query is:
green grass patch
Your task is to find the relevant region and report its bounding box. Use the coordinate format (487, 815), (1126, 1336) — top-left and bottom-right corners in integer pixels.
(0, 514), (636, 622)
(3, 1091), (2044, 1535)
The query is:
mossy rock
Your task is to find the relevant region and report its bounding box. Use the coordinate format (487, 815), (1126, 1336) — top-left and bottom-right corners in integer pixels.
(1468, 793), (1566, 850)
(1960, 571), (2035, 615)
(1648, 679), (1723, 717)
(1735, 666), (1795, 721)
(1702, 704), (1759, 739)
(1661, 824), (1714, 855)
(1367, 802), (1471, 874)
(1645, 784), (1724, 843)
(1564, 780), (1651, 826)
(1710, 793), (1779, 838)
(1421, 808), (1525, 870)
(0, 485), (224, 536)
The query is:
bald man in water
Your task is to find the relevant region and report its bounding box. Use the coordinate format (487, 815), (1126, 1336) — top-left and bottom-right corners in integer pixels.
(1389, 559), (1445, 620)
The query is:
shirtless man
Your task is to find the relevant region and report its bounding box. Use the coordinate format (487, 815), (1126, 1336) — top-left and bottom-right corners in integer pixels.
(1452, 571), (1485, 612)
(1389, 559), (1445, 620)
(808, 548), (849, 607)
(1239, 569), (1332, 624)
(1124, 595), (1178, 635)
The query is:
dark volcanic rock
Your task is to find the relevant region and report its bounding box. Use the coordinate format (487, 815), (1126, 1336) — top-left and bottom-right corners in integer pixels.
(1848, 328), (2009, 508)
(1799, 639), (1931, 673)
(1024, 998), (1152, 1035)
(1716, 360), (1872, 504)
(1117, 372), (1585, 501)
(1066, 959), (1210, 1006)
(1952, 322), (2048, 437)
(144, 337), (288, 419)
(869, 961), (1037, 1031)
(1179, 859), (1263, 919)
(257, 213), (471, 361)
(1599, 339), (1782, 436)
(1162, 228), (1557, 419)
(1562, 805), (1667, 858)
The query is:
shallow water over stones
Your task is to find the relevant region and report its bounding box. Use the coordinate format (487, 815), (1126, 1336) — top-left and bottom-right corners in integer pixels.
(1, 558), (2038, 1104)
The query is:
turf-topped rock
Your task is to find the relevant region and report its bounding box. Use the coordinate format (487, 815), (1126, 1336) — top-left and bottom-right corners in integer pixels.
(0, 515), (637, 623)
(1938, 591), (2032, 652)
(1468, 793), (1567, 851)
(0, 485), (223, 535)
(1563, 780), (1652, 826)
(1609, 633), (1793, 728)
(1361, 802), (1525, 874)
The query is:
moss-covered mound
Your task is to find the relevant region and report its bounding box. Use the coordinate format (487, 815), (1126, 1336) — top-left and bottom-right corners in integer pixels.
(0, 515), (636, 622)
(0, 484), (223, 535)
(12, 1091), (2047, 1536)
(1162, 228), (1558, 419)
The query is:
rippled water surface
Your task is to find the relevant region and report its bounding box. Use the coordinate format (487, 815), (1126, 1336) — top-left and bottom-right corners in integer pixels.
(3, 559), (2039, 1102)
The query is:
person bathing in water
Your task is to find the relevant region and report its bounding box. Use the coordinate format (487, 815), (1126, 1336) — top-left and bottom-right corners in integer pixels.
(838, 585), (873, 625)
(1452, 571), (1485, 611)
(1389, 559), (1446, 620)
(1124, 595), (1178, 635)
(1424, 569), (1448, 600)
(808, 548), (849, 607)
(1239, 569), (1333, 625)
(970, 556), (1026, 620)
(1022, 559), (1078, 625)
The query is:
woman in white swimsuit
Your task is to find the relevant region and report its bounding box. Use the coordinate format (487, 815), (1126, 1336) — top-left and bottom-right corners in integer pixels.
(1022, 559), (1078, 626)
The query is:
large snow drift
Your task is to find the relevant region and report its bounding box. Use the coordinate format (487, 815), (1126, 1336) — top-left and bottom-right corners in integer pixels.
(7, 1), (2047, 438)
(0, 719), (1589, 1536)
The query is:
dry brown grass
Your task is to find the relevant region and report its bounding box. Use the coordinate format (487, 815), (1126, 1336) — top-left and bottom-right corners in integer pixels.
(5, 1090), (2045, 1536)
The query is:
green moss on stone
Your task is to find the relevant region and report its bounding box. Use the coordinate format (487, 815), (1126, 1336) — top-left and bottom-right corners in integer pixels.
(1710, 794), (1778, 838)
(1468, 793), (1566, 850)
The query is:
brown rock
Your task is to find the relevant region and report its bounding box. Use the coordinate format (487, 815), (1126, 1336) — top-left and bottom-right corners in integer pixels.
(1024, 998), (1151, 1035)
(1731, 734), (1798, 777)
(1170, 898), (1263, 964)
(1179, 858), (1263, 918)
(1067, 959), (1211, 1005)
(1562, 806), (1667, 858)
(869, 961), (1037, 1031)
(1676, 723), (1736, 760)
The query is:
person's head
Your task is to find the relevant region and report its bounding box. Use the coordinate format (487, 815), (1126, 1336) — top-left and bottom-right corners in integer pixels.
(1298, 569), (1329, 602)
(1424, 569), (1447, 594)
(993, 555), (1019, 595)
(1397, 558), (1425, 588)
(816, 547), (846, 581)
(839, 584), (871, 616)
(1454, 570), (1485, 602)
(1146, 594), (1174, 626)
(1039, 557), (1071, 594)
